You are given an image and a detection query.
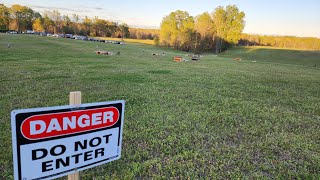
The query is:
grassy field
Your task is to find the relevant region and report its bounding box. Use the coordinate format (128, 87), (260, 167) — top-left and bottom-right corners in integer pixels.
(220, 46), (320, 67)
(0, 34), (319, 179)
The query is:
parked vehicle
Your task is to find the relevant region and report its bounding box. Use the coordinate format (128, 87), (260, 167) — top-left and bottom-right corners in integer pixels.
(26, 30), (35, 34)
(65, 34), (73, 38)
(7, 31), (18, 34)
(81, 36), (88, 41)
(74, 36), (82, 40)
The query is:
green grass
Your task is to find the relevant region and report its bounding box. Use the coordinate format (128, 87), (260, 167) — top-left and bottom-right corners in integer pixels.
(220, 46), (320, 67)
(0, 34), (319, 179)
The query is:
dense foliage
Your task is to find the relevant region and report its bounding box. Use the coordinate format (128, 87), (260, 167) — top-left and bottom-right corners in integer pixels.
(239, 34), (320, 50)
(159, 5), (246, 53)
(129, 28), (159, 40)
(0, 4), (130, 38)
(1, 4), (319, 50)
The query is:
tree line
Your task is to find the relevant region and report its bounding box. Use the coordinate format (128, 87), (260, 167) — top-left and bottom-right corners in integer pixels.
(159, 5), (246, 53)
(129, 28), (159, 40)
(2, 4), (319, 51)
(239, 34), (320, 50)
(158, 5), (320, 52)
(0, 4), (131, 38)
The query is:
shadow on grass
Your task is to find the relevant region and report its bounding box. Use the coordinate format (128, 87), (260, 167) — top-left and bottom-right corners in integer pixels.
(221, 47), (320, 67)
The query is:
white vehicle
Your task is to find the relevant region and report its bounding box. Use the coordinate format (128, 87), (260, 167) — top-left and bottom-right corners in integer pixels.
(74, 36), (82, 40)
(8, 31), (18, 34)
(26, 30), (35, 34)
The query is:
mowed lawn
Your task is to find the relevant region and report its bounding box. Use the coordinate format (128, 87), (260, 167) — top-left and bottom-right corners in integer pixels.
(220, 46), (320, 67)
(0, 34), (319, 179)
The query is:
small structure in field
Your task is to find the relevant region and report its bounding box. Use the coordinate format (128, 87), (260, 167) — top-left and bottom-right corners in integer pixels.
(192, 55), (200, 61)
(174, 56), (183, 62)
(95, 51), (113, 55)
(174, 56), (189, 62)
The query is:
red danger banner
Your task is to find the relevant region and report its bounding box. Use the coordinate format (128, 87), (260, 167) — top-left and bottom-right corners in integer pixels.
(21, 107), (120, 140)
(11, 101), (125, 180)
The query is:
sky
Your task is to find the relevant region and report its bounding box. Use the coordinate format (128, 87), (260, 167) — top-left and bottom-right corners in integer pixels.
(1, 0), (320, 37)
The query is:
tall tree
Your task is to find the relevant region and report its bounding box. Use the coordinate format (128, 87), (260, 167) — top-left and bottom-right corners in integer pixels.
(118, 23), (130, 38)
(224, 5), (245, 44)
(51, 10), (61, 33)
(71, 14), (80, 35)
(82, 16), (92, 35)
(160, 12), (178, 47)
(61, 15), (73, 34)
(194, 12), (214, 52)
(212, 6), (226, 53)
(105, 21), (117, 37)
(90, 16), (100, 36)
(32, 17), (44, 32)
(10, 4), (34, 32)
(42, 11), (54, 33)
(44, 10), (62, 33)
(160, 10), (194, 51)
(212, 5), (245, 53)
(0, 4), (10, 30)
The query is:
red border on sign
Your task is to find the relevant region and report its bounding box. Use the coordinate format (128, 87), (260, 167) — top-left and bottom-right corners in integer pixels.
(20, 107), (120, 140)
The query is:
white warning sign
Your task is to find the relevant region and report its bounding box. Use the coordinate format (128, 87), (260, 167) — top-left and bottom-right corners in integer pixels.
(11, 101), (125, 180)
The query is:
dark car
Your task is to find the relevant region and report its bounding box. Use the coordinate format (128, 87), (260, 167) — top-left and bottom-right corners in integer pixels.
(65, 34), (73, 38)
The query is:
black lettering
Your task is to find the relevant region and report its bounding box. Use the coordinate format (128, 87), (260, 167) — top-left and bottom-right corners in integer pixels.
(75, 140), (87, 151)
(94, 148), (105, 158)
(89, 137), (101, 147)
(84, 150), (93, 161)
(32, 148), (47, 160)
(103, 134), (112, 144)
(50, 145), (66, 156)
(71, 153), (82, 164)
(56, 157), (70, 169)
(42, 160), (53, 172)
